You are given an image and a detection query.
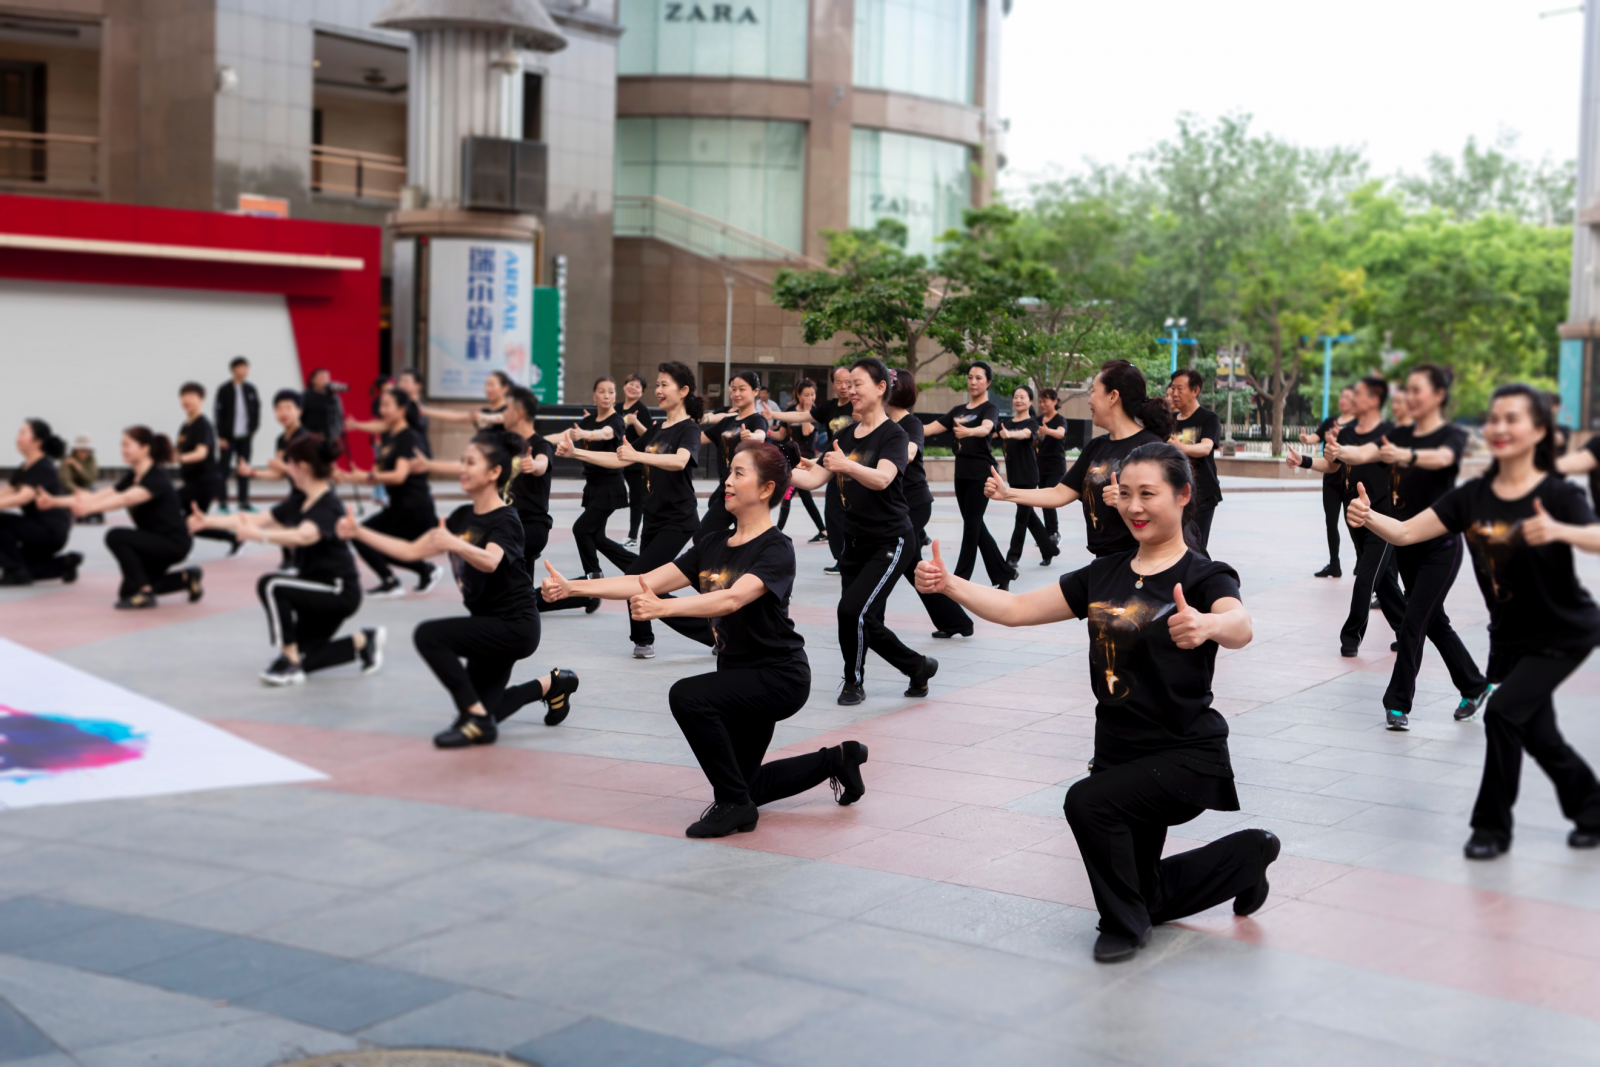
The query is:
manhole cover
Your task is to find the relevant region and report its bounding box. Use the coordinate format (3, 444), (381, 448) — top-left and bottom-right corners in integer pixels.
(280, 1053), (536, 1067)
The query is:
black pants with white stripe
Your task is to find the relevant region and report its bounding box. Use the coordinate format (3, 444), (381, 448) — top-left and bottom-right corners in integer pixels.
(256, 572), (362, 672)
(837, 533), (923, 686)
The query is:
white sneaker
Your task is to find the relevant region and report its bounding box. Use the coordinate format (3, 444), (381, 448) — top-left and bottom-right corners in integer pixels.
(260, 656), (307, 687)
(359, 626), (386, 675)
(416, 562), (444, 594)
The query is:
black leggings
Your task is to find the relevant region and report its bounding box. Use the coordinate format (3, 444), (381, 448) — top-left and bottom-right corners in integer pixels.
(1472, 647), (1600, 845)
(105, 528), (191, 599)
(1322, 478), (1347, 569)
(628, 514), (714, 648)
(1383, 536), (1487, 713)
(824, 479), (844, 561)
(953, 477), (1008, 584)
(1039, 461), (1066, 540)
(520, 518), (591, 613)
(256, 572), (361, 672)
(778, 488), (825, 535)
(354, 506), (436, 582)
(696, 485), (733, 544)
(414, 613), (540, 716)
(219, 436), (252, 510)
(624, 465), (646, 540)
(905, 502), (971, 634)
(670, 662), (834, 805)
(0, 513), (69, 579)
(1065, 762), (1270, 940)
(572, 480), (632, 576)
(179, 481), (238, 548)
(1007, 495), (1050, 563)
(1192, 503), (1216, 554)
(838, 534), (923, 686)
(1340, 524), (1406, 650)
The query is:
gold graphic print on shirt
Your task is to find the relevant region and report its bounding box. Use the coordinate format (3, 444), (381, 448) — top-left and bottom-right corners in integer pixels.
(642, 438), (671, 495)
(1084, 461), (1114, 530)
(1464, 519), (1523, 602)
(1087, 594), (1174, 700)
(447, 526), (481, 590)
(835, 446), (868, 507)
(1177, 426), (1199, 445)
(697, 566), (741, 653)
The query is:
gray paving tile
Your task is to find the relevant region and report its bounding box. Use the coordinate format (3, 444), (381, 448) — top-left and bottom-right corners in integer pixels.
(1234, 783), (1373, 826)
(145, 874), (362, 935)
(1188, 1016), (1476, 1066)
(123, 934), (342, 1001)
(12, 914), (225, 976)
(258, 892), (480, 958)
(1314, 772), (1478, 815)
(0, 997), (58, 1063)
(70, 1015), (358, 1067)
(0, 897), (116, 952)
(857, 882), (1066, 946)
(511, 1018), (721, 1067)
(232, 960), (458, 1033)
(357, 989), (582, 1052)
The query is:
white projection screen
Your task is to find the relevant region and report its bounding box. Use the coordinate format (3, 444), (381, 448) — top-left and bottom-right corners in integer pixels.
(0, 279), (304, 467)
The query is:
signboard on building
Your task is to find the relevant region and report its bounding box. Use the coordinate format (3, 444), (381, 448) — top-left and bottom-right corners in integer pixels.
(426, 238), (534, 400)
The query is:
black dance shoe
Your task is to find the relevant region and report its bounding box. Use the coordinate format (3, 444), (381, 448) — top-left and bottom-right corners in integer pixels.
(808, 530), (828, 544)
(114, 593), (157, 610)
(904, 656), (938, 698)
(1463, 832), (1507, 860)
(1339, 646), (1358, 658)
(686, 799), (759, 838)
(1569, 828), (1600, 849)
(1040, 544), (1059, 566)
(358, 627), (386, 676)
(1233, 830), (1281, 916)
(184, 566), (204, 603)
(1313, 564), (1341, 578)
(434, 713), (498, 749)
(60, 552), (82, 584)
(931, 626), (974, 639)
(830, 741), (870, 805)
(1092, 925), (1152, 963)
(584, 597), (601, 613)
(543, 668), (580, 726)
(838, 683), (865, 706)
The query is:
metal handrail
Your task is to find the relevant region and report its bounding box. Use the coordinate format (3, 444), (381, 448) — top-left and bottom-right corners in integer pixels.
(310, 144), (403, 164)
(310, 144), (404, 202)
(614, 194), (824, 268)
(0, 131), (99, 188)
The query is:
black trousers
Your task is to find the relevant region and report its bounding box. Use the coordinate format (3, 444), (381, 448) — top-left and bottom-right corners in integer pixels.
(105, 528), (191, 599)
(256, 572), (361, 672)
(1007, 491), (1050, 563)
(1193, 502), (1217, 553)
(219, 435), (253, 509)
(953, 477), (1008, 584)
(1039, 461), (1066, 540)
(1383, 536), (1487, 713)
(520, 519), (589, 614)
(414, 613), (540, 715)
(179, 480), (239, 548)
(0, 513), (69, 578)
(573, 479), (633, 575)
(824, 479), (845, 561)
(670, 662), (834, 805)
(1472, 647), (1600, 844)
(838, 534), (924, 685)
(354, 506), (436, 582)
(624, 465), (646, 540)
(696, 484), (733, 543)
(1322, 478), (1347, 569)
(778, 487), (825, 535)
(1340, 525), (1406, 650)
(905, 501), (971, 634)
(627, 514), (714, 648)
(1065, 762), (1269, 940)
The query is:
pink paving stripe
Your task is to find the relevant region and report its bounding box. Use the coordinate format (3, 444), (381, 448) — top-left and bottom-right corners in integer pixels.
(220, 716), (1600, 1021)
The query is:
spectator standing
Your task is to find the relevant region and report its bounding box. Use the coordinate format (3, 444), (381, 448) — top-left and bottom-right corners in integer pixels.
(214, 356), (261, 513)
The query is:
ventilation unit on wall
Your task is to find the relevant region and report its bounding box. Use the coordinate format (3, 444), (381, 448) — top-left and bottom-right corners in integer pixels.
(461, 136), (547, 214)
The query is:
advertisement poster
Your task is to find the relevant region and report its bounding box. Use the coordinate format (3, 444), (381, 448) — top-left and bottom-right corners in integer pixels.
(426, 238), (534, 400)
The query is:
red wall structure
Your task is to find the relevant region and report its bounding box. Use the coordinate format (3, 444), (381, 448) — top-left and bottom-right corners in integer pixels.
(0, 194), (382, 462)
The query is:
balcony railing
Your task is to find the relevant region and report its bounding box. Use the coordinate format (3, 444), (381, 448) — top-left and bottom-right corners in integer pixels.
(0, 131), (99, 192)
(310, 144), (405, 203)
(615, 194), (823, 269)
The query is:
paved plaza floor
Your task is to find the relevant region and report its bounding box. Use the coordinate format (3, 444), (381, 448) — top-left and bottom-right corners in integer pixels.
(4, 481), (1600, 1066)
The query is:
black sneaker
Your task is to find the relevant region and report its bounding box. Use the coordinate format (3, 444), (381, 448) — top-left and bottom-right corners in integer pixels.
(542, 668), (580, 726)
(829, 741), (869, 805)
(1384, 708), (1410, 731)
(260, 656), (306, 687)
(1313, 564), (1342, 578)
(368, 577), (405, 598)
(1340, 646), (1358, 658)
(1569, 828), (1600, 849)
(823, 564), (840, 576)
(358, 627), (386, 675)
(1455, 684), (1494, 722)
(686, 799), (759, 838)
(808, 531), (828, 544)
(904, 656), (938, 698)
(1092, 925), (1151, 963)
(60, 552), (82, 584)
(226, 536), (245, 558)
(1464, 832), (1507, 860)
(416, 562), (444, 594)
(434, 713), (497, 749)
(115, 593), (157, 610)
(184, 566), (204, 603)
(584, 597), (601, 614)
(838, 682), (864, 706)
(1040, 544), (1059, 566)
(931, 626), (974, 639)
(1233, 830), (1281, 916)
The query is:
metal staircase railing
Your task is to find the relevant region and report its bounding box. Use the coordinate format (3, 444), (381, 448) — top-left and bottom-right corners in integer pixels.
(614, 195), (825, 276)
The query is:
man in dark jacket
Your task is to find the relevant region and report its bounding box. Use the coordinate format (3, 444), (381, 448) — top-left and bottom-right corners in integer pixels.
(214, 356), (261, 512)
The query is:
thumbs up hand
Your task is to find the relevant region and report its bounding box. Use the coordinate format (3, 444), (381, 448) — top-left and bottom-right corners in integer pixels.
(1101, 469), (1123, 508)
(629, 575), (668, 620)
(541, 559), (572, 601)
(1323, 432), (1342, 463)
(822, 440), (848, 472)
(1522, 496), (1560, 546)
(1346, 483), (1373, 528)
(984, 469), (1010, 501)
(1167, 583), (1210, 649)
(186, 500), (209, 535)
(1285, 445), (1303, 472)
(1378, 435), (1405, 465)
(915, 539), (949, 594)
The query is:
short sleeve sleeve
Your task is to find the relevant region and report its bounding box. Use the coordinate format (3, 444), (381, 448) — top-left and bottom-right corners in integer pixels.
(445, 504), (471, 536)
(748, 534), (795, 603)
(879, 423), (908, 473)
(484, 508), (523, 555)
(1062, 440), (1095, 494)
(1439, 426), (1468, 464)
(270, 496), (299, 527)
(677, 421), (699, 468)
(394, 432), (420, 460)
(1549, 478), (1599, 526)
(115, 471), (134, 493)
(903, 417), (925, 453)
(1057, 563), (1092, 620)
(1202, 410), (1222, 444)
(671, 537), (702, 586)
(307, 496), (344, 541)
(1429, 481), (1473, 534)
(1186, 560), (1242, 611)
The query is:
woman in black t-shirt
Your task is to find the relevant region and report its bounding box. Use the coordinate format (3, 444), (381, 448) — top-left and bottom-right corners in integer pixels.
(1037, 388), (1069, 546)
(620, 373), (652, 545)
(343, 388), (442, 598)
(40, 426), (200, 609)
(0, 419), (79, 586)
(923, 361), (1011, 587)
(1300, 386), (1357, 577)
(193, 434), (380, 686)
(888, 369), (972, 639)
(918, 441), (1275, 965)
(175, 382), (238, 553)
(345, 429), (579, 748)
(559, 376), (635, 578)
(545, 440), (870, 839)
(696, 371), (769, 542)
(989, 361), (1173, 562)
(791, 359), (938, 706)
(774, 378), (826, 540)
(1349, 383), (1600, 861)
(997, 385), (1056, 567)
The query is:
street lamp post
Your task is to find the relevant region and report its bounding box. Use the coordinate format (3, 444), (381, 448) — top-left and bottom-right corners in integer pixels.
(1161, 317), (1197, 374)
(1317, 333), (1357, 420)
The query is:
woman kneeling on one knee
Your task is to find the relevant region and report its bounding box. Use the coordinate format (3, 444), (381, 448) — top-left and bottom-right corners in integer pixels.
(917, 441), (1279, 964)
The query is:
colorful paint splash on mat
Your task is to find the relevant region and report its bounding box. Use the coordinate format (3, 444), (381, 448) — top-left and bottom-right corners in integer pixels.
(0, 704), (147, 782)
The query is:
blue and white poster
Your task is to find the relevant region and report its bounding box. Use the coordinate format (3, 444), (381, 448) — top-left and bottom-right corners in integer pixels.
(426, 238), (535, 400)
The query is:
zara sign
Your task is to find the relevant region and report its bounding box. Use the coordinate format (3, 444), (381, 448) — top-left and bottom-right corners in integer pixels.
(664, 3), (759, 22)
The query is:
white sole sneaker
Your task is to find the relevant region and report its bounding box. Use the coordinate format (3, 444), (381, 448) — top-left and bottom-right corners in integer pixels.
(260, 669), (307, 687)
(361, 626), (387, 675)
(633, 644), (656, 659)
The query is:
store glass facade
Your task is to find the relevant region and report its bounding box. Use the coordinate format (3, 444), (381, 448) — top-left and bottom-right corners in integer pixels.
(853, 0), (977, 105)
(617, 0), (808, 80)
(849, 127), (971, 257)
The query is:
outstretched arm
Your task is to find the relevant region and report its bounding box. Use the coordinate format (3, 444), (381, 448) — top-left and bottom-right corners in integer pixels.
(1344, 484), (1449, 546)
(541, 559), (691, 602)
(987, 469), (1078, 508)
(629, 572), (766, 620)
(914, 541), (1076, 626)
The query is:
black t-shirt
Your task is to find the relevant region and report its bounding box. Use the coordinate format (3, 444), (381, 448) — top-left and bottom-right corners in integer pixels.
(639, 418), (701, 522)
(377, 427), (435, 519)
(444, 503), (536, 619)
(274, 426), (309, 461)
(1000, 416), (1040, 488)
(577, 411), (627, 484)
(833, 418), (912, 539)
(176, 415), (221, 489)
(621, 400), (653, 445)
(817, 399), (855, 451)
(897, 413), (932, 510)
(1061, 430), (1164, 557)
(1584, 436), (1600, 508)
(708, 411), (769, 483)
(1038, 414), (1067, 473)
(672, 525), (806, 671)
(1058, 549), (1242, 792)
(943, 401), (1000, 480)
(115, 466), (190, 545)
(1313, 415), (1348, 486)
(270, 488), (358, 586)
(1335, 419), (1393, 504)
(509, 436), (554, 531)
(1174, 407), (1223, 507)
(1383, 423), (1468, 521)
(11, 459), (69, 539)
(788, 405), (820, 459)
(1431, 474), (1600, 654)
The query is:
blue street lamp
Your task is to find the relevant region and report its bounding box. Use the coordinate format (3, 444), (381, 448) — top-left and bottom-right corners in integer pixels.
(1315, 334), (1357, 420)
(1161, 317), (1197, 373)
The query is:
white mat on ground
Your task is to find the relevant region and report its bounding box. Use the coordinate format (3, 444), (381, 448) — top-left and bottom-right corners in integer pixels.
(0, 637), (322, 809)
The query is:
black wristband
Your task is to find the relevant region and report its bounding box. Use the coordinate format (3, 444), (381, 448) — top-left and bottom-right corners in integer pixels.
(1299, 454), (1313, 469)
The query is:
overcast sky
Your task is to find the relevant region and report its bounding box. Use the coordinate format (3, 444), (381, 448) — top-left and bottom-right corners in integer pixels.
(997, 0), (1587, 194)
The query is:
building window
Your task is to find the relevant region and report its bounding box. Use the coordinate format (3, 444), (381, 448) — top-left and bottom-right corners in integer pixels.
(617, 0), (808, 80)
(523, 73), (543, 142)
(853, 0), (976, 105)
(850, 127), (971, 258)
(618, 117), (806, 254)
